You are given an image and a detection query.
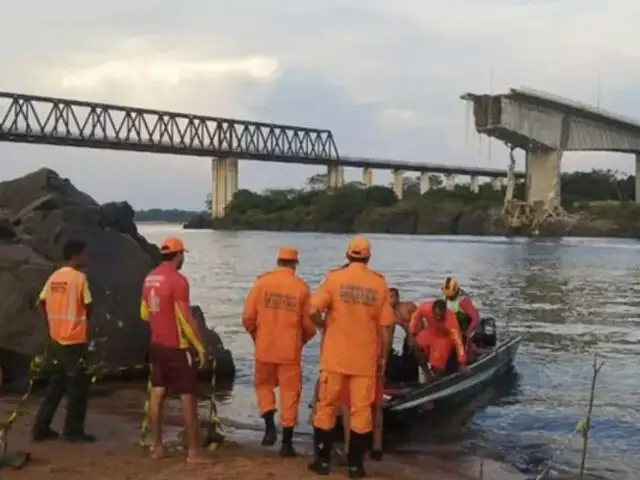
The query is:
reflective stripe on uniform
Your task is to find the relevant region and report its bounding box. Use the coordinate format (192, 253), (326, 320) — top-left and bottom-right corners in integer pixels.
(46, 274), (86, 323)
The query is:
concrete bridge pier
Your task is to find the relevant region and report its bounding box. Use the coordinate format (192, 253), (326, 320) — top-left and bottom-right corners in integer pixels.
(491, 178), (504, 191)
(392, 170), (404, 199)
(470, 175), (479, 194)
(419, 172), (431, 194)
(635, 154), (640, 204)
(362, 167), (373, 187)
(525, 150), (562, 207)
(444, 174), (456, 191)
(211, 157), (239, 219)
(327, 165), (345, 188)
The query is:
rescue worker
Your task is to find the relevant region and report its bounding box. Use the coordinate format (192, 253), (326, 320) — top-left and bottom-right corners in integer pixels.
(339, 362), (385, 463)
(308, 236), (394, 478)
(140, 237), (211, 464)
(441, 277), (479, 341)
(409, 299), (467, 374)
(242, 247), (316, 457)
(31, 239), (95, 443)
(414, 300), (466, 377)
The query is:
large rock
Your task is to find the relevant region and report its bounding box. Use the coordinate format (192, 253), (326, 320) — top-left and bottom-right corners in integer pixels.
(0, 168), (234, 385)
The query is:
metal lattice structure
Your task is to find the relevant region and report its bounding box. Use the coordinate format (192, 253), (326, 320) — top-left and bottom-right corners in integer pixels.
(0, 92), (340, 162)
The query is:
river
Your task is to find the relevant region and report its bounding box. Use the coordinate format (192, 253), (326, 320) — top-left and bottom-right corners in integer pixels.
(138, 224), (640, 479)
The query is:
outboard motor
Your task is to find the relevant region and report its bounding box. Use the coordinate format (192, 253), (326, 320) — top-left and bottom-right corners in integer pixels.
(474, 316), (497, 348)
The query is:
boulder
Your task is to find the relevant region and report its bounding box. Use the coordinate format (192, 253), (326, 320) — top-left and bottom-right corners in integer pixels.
(0, 168), (234, 385)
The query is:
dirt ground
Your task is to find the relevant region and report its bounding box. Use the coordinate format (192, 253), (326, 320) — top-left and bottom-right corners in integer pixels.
(0, 385), (524, 479)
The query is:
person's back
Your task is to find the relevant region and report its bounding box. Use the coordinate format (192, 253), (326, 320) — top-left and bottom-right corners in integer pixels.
(32, 239), (95, 444)
(245, 267), (313, 364)
(242, 247), (315, 457)
(142, 262), (193, 349)
(320, 263), (389, 376)
(309, 236), (394, 478)
(44, 266), (90, 346)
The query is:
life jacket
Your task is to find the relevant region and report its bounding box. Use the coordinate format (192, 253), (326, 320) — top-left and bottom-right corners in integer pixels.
(446, 289), (474, 333)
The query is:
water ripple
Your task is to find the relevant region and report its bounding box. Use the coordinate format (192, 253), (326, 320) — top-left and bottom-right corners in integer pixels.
(140, 225), (640, 478)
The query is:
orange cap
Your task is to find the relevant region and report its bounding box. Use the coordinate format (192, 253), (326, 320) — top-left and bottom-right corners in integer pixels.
(277, 247), (299, 262)
(160, 237), (186, 254)
(346, 236), (371, 259)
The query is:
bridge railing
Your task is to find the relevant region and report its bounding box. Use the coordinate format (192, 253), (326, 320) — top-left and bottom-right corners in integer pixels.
(0, 92), (340, 162)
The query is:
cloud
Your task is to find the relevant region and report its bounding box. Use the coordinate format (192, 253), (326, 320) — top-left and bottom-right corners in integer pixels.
(0, 0), (639, 208)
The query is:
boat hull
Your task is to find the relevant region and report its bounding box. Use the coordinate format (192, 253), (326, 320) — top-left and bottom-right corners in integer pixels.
(382, 336), (522, 424)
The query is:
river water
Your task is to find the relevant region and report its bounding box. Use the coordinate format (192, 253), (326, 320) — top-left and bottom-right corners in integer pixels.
(139, 224), (640, 479)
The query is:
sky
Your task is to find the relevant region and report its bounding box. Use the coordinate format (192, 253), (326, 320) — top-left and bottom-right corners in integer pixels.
(1, 0), (640, 209)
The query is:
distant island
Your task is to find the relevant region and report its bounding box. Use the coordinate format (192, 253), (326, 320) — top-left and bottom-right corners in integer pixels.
(183, 169), (640, 238)
(135, 208), (202, 223)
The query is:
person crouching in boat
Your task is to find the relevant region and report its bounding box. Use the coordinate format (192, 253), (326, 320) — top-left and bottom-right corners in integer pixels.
(441, 277), (479, 357)
(411, 299), (467, 377)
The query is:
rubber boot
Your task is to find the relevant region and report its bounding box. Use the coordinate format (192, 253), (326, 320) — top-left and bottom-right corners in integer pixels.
(308, 427), (332, 476)
(279, 427), (297, 457)
(261, 410), (277, 446)
(347, 431), (368, 479)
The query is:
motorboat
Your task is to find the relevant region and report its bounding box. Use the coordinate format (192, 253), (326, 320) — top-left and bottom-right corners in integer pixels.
(383, 317), (522, 423)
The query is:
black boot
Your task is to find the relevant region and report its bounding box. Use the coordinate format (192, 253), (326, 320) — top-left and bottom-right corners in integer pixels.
(261, 410), (277, 446)
(308, 427), (332, 476)
(279, 426), (297, 457)
(347, 431), (368, 479)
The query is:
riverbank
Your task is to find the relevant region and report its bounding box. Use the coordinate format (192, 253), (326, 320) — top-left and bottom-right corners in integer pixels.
(184, 197), (640, 238)
(1, 385), (524, 480)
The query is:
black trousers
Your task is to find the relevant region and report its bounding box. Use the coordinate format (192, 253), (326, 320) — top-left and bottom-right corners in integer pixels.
(33, 342), (91, 435)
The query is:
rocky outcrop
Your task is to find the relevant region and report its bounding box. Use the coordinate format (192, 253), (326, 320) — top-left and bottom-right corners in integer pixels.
(0, 168), (234, 386)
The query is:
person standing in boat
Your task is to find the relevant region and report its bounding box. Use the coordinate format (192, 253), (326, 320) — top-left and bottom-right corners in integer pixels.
(441, 277), (479, 343)
(389, 287), (418, 355)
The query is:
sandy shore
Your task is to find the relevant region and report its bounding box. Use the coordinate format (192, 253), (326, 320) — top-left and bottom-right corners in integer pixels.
(0, 384), (524, 479)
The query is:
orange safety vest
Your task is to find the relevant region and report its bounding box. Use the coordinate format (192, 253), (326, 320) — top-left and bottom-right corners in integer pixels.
(41, 266), (90, 345)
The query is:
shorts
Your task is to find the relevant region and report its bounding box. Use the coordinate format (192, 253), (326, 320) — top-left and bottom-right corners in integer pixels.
(149, 344), (197, 395)
(340, 375), (384, 407)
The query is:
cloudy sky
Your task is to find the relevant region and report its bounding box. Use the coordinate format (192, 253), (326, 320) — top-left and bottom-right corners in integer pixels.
(0, 0), (639, 209)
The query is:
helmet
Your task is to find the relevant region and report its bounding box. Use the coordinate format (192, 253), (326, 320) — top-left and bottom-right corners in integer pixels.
(441, 277), (460, 298)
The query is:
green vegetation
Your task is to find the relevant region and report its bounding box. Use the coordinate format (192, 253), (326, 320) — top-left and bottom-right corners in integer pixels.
(188, 169), (640, 236)
(135, 208), (201, 223)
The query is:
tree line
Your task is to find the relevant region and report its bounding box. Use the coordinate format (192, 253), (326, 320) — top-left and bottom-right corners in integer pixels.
(205, 169), (636, 220)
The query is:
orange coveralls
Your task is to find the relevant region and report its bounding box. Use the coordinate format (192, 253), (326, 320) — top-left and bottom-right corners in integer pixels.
(242, 266), (316, 427)
(311, 263), (394, 434)
(409, 301), (466, 367)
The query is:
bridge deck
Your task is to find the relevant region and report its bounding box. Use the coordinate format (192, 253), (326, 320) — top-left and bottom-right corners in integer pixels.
(0, 91), (522, 178)
(462, 87), (640, 153)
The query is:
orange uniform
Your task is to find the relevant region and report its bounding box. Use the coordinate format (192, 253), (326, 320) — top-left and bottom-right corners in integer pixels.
(39, 266), (92, 345)
(415, 328), (456, 371)
(242, 248), (316, 428)
(409, 301), (466, 366)
(311, 238), (394, 435)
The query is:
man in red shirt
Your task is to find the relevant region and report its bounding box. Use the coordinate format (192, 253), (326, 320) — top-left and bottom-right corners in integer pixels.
(140, 237), (210, 464)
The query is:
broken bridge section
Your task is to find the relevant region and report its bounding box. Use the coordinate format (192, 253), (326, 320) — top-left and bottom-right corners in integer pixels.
(462, 87), (640, 209)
